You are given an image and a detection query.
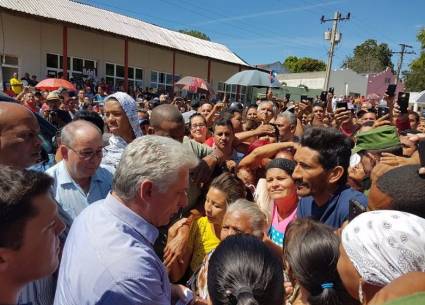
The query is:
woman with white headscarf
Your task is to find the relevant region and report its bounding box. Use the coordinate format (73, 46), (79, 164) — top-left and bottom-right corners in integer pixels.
(102, 92), (142, 170)
(337, 210), (425, 304)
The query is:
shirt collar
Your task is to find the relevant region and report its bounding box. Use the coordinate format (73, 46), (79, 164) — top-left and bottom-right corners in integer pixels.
(103, 193), (159, 245)
(57, 161), (75, 185)
(57, 161), (105, 185)
(314, 184), (349, 208)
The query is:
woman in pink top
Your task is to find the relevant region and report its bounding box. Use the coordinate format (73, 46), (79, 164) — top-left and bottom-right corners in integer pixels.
(256, 158), (298, 247)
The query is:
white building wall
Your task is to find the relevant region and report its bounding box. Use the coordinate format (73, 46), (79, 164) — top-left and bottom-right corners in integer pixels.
(0, 12), (240, 88)
(329, 69), (368, 96)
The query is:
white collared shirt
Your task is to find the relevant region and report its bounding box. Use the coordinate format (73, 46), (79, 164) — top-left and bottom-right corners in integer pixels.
(46, 161), (113, 219)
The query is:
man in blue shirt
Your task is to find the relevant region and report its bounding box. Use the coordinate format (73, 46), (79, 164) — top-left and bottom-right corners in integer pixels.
(293, 127), (367, 228)
(54, 135), (198, 305)
(0, 166), (65, 305)
(46, 120), (112, 219)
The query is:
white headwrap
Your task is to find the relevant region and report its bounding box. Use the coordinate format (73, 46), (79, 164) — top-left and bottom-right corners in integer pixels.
(102, 92), (142, 169)
(341, 210), (425, 286)
(105, 92), (142, 138)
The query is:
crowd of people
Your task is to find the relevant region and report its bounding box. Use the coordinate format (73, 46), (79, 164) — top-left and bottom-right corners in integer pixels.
(1, 73), (425, 305)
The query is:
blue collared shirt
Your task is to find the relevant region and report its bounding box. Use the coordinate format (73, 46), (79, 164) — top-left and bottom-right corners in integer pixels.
(297, 185), (368, 229)
(46, 161), (113, 219)
(54, 193), (171, 305)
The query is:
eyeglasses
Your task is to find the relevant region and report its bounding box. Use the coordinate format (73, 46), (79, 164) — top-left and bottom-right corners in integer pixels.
(191, 124), (206, 130)
(67, 146), (103, 160)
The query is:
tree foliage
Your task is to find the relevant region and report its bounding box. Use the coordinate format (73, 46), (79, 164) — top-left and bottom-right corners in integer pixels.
(342, 39), (393, 73)
(404, 28), (425, 91)
(283, 56), (326, 73)
(178, 29), (211, 41)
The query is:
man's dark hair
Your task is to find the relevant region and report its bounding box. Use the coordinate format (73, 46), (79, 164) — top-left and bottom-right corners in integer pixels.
(73, 110), (105, 134)
(208, 234), (284, 305)
(376, 164), (425, 218)
(312, 101), (325, 109)
(213, 117), (234, 131)
(300, 127), (352, 185)
(0, 166), (54, 249)
(357, 109), (377, 119)
(408, 110), (420, 123)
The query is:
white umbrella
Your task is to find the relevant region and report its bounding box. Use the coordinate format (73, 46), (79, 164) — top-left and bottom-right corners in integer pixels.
(225, 70), (281, 88)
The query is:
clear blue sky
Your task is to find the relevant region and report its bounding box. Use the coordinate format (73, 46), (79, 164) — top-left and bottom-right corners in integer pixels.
(79, 0), (424, 72)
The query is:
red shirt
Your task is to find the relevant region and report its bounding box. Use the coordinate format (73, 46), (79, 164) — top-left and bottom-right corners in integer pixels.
(205, 137), (215, 147)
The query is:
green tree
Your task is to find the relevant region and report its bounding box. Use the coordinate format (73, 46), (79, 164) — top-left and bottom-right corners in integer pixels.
(404, 28), (425, 91)
(178, 29), (211, 41)
(283, 56), (326, 72)
(342, 39), (393, 73)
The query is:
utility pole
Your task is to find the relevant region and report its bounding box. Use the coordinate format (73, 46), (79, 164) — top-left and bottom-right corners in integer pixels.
(392, 44), (415, 84)
(321, 11), (350, 90)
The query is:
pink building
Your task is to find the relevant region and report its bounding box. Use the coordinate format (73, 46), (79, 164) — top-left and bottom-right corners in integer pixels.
(366, 67), (405, 98)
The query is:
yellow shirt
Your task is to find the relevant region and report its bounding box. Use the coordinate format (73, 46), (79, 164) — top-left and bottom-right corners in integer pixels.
(10, 77), (23, 94)
(188, 216), (220, 272)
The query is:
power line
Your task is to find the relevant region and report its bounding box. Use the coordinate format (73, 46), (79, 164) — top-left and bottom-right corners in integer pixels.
(392, 44), (416, 83)
(321, 11), (351, 90)
(161, 0), (331, 54)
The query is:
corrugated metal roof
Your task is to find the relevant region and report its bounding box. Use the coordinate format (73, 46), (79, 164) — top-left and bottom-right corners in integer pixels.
(0, 0), (248, 66)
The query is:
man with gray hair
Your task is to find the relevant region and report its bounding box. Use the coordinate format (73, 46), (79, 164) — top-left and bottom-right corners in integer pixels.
(257, 100), (275, 124)
(46, 120), (112, 219)
(54, 135), (198, 305)
(275, 111), (297, 142)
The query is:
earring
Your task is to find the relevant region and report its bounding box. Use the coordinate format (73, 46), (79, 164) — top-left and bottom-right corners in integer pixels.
(358, 279), (364, 304)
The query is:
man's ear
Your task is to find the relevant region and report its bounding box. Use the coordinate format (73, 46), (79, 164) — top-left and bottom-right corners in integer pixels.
(0, 248), (13, 273)
(60, 145), (69, 161)
(139, 180), (153, 202)
(147, 127), (155, 135)
(327, 165), (345, 185)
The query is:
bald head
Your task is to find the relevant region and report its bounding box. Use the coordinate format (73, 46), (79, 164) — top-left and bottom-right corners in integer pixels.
(150, 104), (184, 128)
(61, 120), (101, 148)
(150, 104), (185, 142)
(60, 120), (103, 180)
(0, 102), (41, 168)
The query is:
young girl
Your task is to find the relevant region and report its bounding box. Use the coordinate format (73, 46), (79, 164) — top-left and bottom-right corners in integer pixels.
(168, 172), (246, 282)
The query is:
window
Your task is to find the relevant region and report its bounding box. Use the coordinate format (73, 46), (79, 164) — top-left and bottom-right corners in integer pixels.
(59, 56), (70, 70)
(116, 65), (124, 78)
(150, 70), (178, 94)
(128, 67), (134, 79)
(151, 71), (157, 83)
(136, 68), (143, 80)
(217, 82), (246, 102)
(1, 55), (19, 88)
(105, 63), (144, 90)
(72, 58), (83, 72)
(47, 54), (58, 69)
(106, 63), (114, 76)
(46, 53), (96, 80)
(85, 60), (95, 70)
